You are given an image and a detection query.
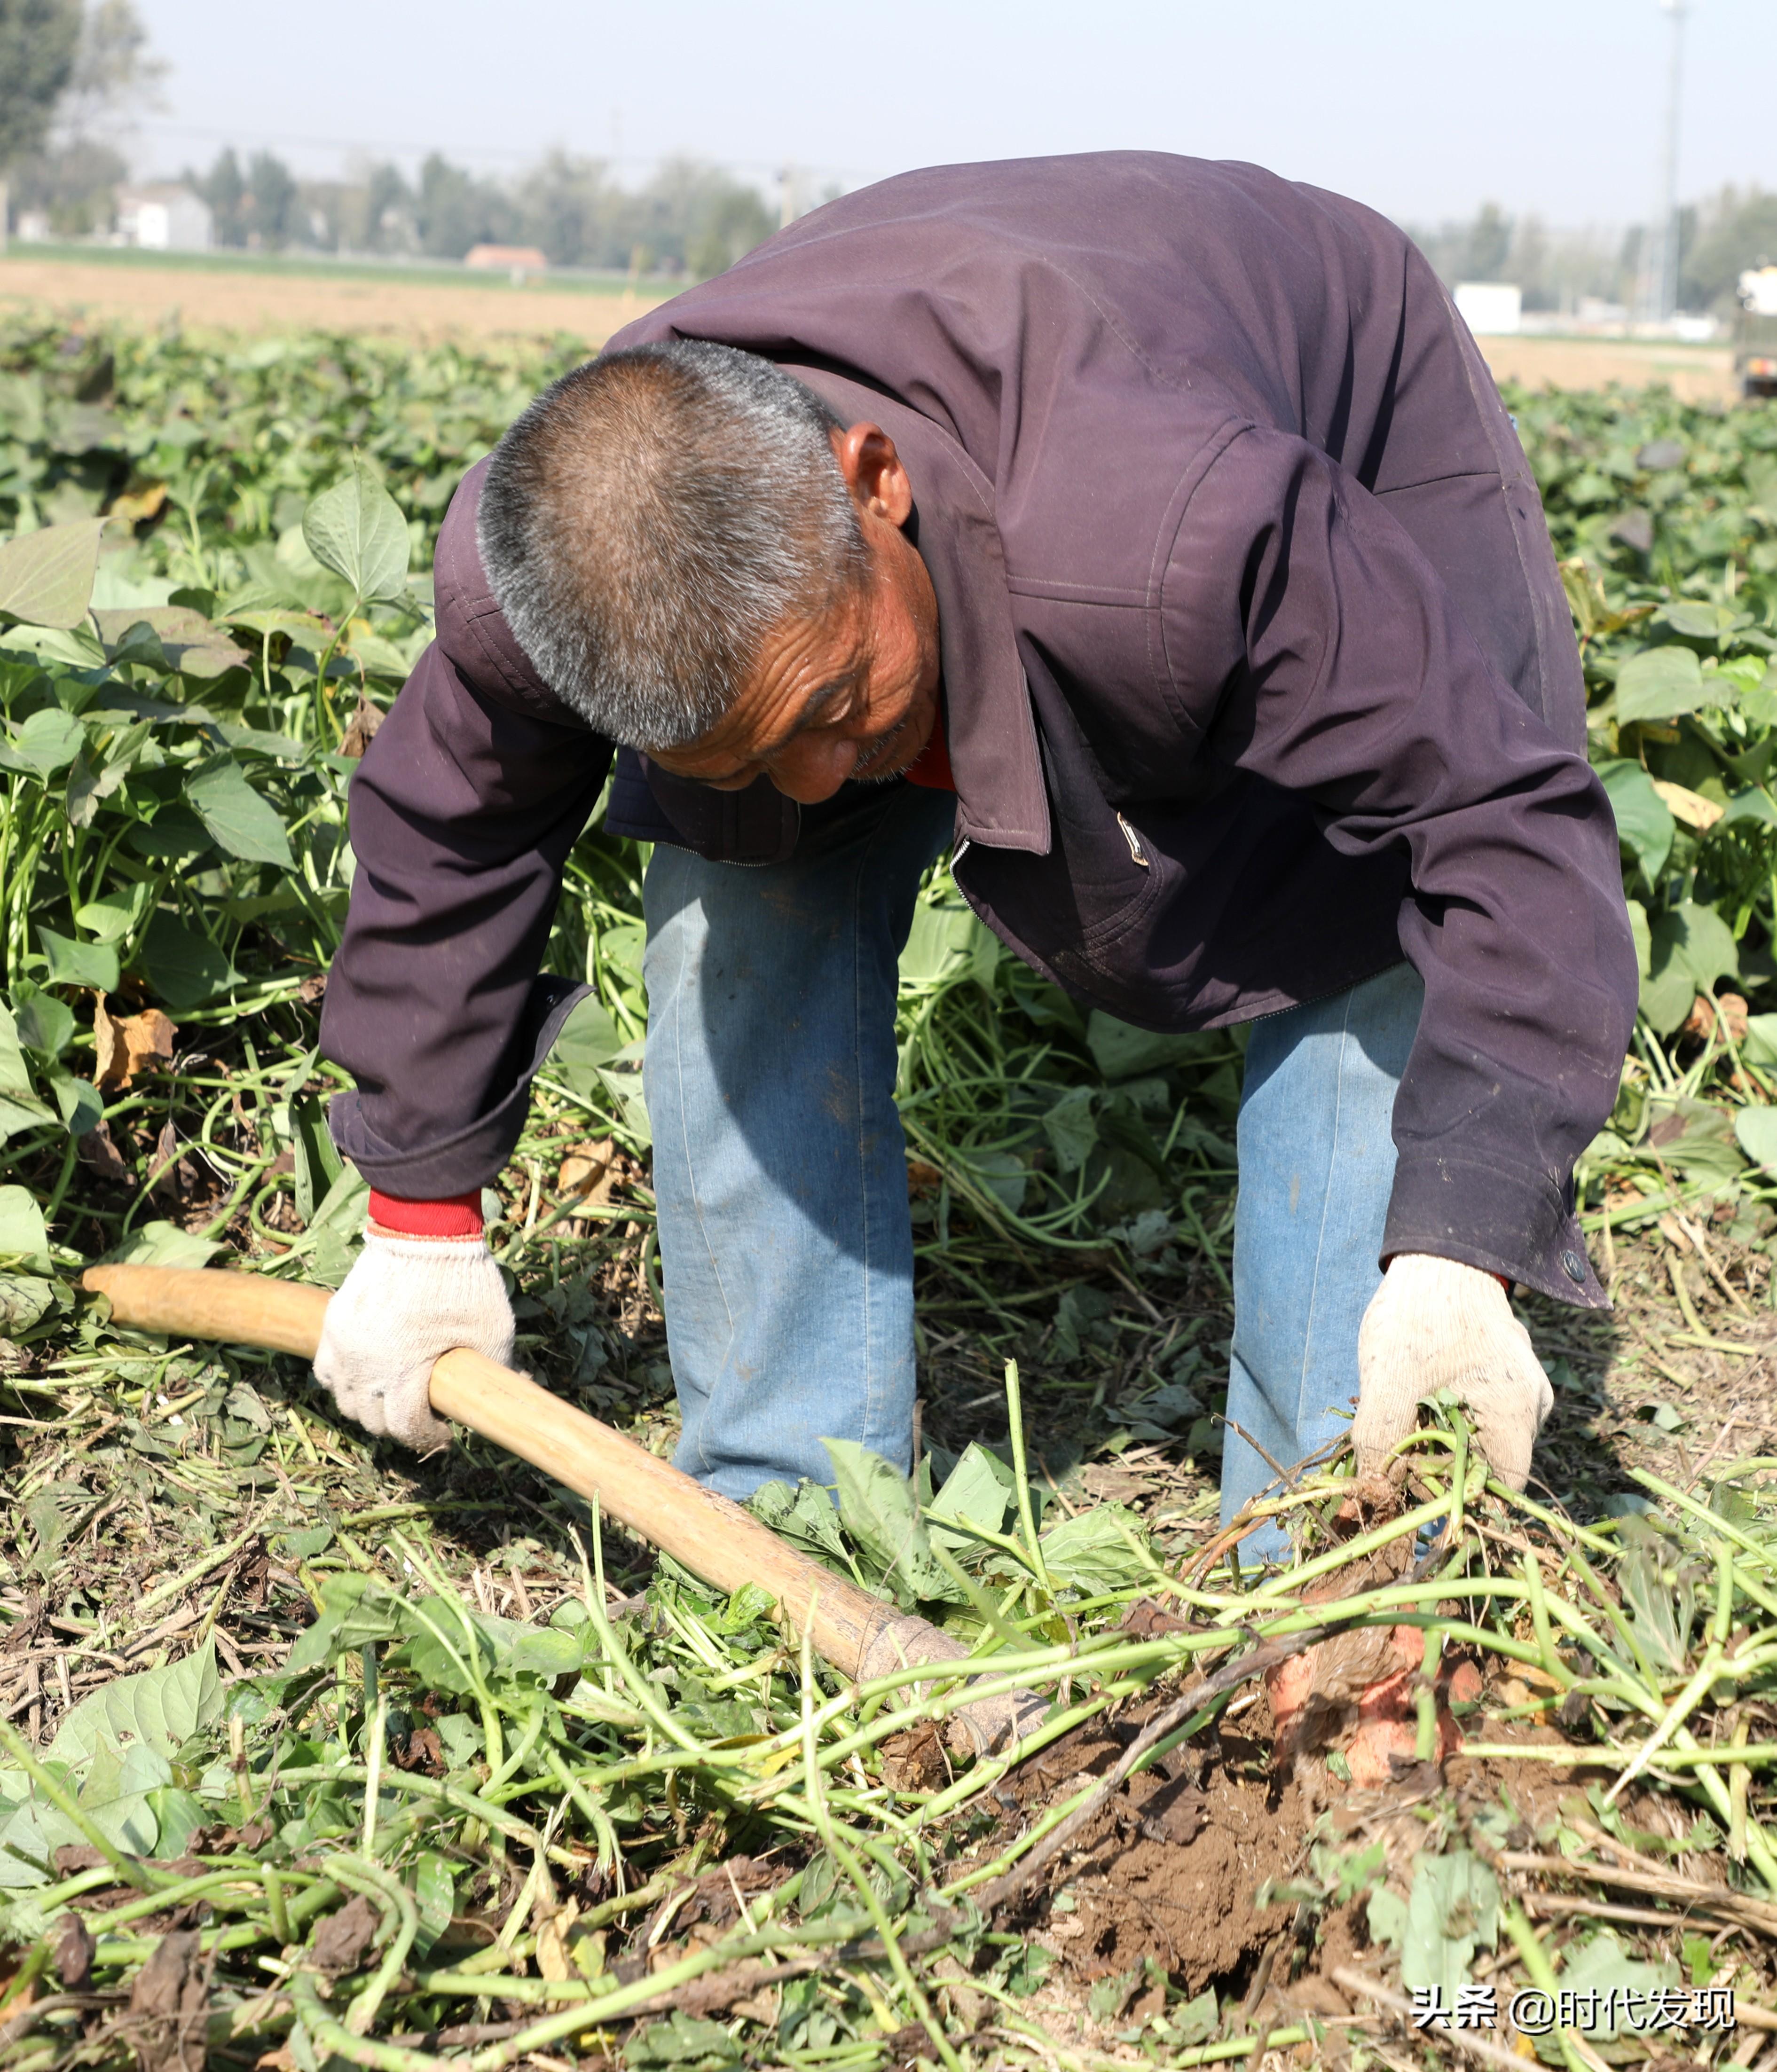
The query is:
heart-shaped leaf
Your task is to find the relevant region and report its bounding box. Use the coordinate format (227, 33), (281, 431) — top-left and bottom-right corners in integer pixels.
(185, 755), (293, 868)
(302, 459), (410, 604)
(0, 519), (109, 629)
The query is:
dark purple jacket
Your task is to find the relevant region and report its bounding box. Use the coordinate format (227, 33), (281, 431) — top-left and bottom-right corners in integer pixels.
(322, 153), (1637, 1308)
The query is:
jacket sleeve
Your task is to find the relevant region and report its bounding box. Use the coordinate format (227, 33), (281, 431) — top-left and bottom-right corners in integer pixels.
(319, 640), (612, 1195)
(1162, 425), (1638, 1308)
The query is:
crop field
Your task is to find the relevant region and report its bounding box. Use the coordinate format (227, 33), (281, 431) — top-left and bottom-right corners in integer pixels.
(1, 316), (1777, 2072)
(0, 251), (662, 348)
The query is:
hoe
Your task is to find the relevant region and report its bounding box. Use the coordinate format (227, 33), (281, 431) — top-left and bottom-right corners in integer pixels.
(81, 1262), (1043, 1755)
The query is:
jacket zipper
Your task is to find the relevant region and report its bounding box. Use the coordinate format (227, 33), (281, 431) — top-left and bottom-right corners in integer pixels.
(1117, 813), (1150, 869)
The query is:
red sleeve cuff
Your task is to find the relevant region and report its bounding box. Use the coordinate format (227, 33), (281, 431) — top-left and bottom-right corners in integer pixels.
(368, 1189), (485, 1238)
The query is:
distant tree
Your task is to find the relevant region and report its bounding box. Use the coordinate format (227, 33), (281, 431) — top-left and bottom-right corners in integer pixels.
(363, 161), (414, 252)
(415, 153), (517, 259)
(639, 159), (773, 276)
(11, 133), (125, 233)
(0, 0), (82, 173)
(1682, 187), (1777, 312)
(195, 146), (245, 245)
(517, 149), (614, 267)
(55, 0), (162, 142)
(1458, 202), (1513, 282)
(243, 149), (298, 247)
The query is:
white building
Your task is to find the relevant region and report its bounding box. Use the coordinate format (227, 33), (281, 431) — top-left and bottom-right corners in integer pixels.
(116, 185), (213, 253)
(1454, 282), (1523, 337)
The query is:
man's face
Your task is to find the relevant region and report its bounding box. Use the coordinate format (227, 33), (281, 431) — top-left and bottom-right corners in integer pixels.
(646, 424), (941, 805)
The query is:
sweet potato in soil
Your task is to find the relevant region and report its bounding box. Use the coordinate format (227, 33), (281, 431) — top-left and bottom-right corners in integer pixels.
(985, 1690), (1711, 2026)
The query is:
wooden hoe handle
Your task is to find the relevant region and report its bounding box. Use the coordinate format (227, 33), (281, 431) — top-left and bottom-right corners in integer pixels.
(81, 1264), (1039, 1750)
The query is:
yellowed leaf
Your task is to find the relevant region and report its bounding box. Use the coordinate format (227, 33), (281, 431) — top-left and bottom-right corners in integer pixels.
(107, 481), (169, 524)
(93, 997), (177, 1092)
(558, 1139), (617, 1209)
(1651, 778), (1724, 830)
(535, 1897), (579, 1983)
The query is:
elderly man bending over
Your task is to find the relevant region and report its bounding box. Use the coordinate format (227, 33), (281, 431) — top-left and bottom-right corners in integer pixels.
(310, 153), (1636, 1552)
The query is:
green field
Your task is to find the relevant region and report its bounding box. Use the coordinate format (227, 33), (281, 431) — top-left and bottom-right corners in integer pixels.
(0, 241), (665, 295)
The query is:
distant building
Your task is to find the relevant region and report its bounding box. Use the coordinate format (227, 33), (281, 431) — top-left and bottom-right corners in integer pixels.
(15, 210), (52, 243)
(1454, 281), (1523, 337)
(464, 243), (548, 278)
(117, 185), (213, 253)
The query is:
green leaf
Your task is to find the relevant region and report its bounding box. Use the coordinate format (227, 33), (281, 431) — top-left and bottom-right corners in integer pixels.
(626, 2009), (742, 2072)
(1042, 1086), (1099, 1175)
(50, 1641), (222, 1769)
(0, 1186), (51, 1273)
(548, 996), (624, 1099)
(36, 928), (119, 994)
(1625, 899), (1652, 981)
(282, 1575), (408, 1676)
(10, 983), (74, 1060)
(100, 1221), (224, 1268)
(1743, 1013), (1777, 1067)
(185, 755), (293, 868)
(748, 1478), (853, 1570)
(1735, 1106), (1777, 1171)
(821, 1438), (955, 1607)
(1596, 760), (1675, 884)
(140, 911), (238, 1012)
(1086, 1011), (1226, 1080)
(0, 1275), (55, 1335)
(0, 1005), (55, 1142)
(899, 901), (990, 985)
(1553, 1930), (1681, 2043)
(290, 1093), (343, 1225)
(302, 459), (410, 604)
(412, 1852), (456, 1960)
(1398, 1849), (1499, 1999)
(1640, 902), (1739, 1034)
(6, 705), (85, 776)
(74, 882), (153, 946)
(1617, 643), (1708, 723)
(927, 1443), (1019, 1551)
(0, 518), (109, 628)
(48, 1074), (102, 1137)
(1038, 1507), (1155, 1593)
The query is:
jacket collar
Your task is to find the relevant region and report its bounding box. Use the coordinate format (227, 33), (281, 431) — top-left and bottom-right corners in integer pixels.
(791, 368), (1050, 856)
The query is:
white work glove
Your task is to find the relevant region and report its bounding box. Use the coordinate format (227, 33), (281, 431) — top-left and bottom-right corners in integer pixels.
(1352, 1252), (1553, 1491)
(313, 1229), (515, 1453)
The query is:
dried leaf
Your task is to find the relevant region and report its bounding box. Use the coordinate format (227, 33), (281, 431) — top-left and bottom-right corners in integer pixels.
(535, 1897), (580, 1983)
(53, 1913), (94, 1992)
(339, 692), (383, 760)
(558, 1138), (617, 1209)
(309, 1891), (380, 1974)
(77, 1121), (131, 1185)
(94, 997), (177, 1092)
(128, 1929), (207, 2072)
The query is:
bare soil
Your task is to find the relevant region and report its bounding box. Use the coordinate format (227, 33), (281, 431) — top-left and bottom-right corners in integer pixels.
(1478, 334), (1738, 405)
(0, 254), (665, 345)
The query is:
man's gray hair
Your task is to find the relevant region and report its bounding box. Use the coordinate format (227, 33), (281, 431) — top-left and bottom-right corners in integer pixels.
(477, 342), (868, 748)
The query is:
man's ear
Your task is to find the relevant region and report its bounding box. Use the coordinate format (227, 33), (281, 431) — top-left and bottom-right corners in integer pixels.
(832, 423), (913, 528)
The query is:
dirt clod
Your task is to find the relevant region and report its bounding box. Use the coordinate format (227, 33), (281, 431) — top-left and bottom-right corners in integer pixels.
(308, 1893), (381, 1975)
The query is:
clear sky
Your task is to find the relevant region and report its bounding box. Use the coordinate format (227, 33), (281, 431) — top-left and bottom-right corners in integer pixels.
(128, 0), (1774, 229)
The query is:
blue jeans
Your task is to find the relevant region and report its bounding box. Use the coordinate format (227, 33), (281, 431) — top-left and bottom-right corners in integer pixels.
(1220, 961), (1423, 1561)
(643, 783), (959, 1496)
(643, 783), (1423, 1517)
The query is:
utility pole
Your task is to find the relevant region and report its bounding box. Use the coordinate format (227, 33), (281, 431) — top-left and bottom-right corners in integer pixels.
(1650, 0), (1689, 324)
